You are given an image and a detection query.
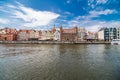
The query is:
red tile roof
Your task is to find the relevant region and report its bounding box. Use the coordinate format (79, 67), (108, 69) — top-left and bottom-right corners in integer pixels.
(88, 31), (94, 35)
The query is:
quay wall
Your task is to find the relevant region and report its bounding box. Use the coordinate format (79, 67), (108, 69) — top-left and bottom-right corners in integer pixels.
(0, 41), (111, 44)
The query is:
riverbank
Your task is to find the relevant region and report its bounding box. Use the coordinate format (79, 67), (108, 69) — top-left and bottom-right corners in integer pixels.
(0, 41), (111, 44)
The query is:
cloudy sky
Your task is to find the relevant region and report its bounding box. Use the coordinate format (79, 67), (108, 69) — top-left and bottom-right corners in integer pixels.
(0, 0), (120, 31)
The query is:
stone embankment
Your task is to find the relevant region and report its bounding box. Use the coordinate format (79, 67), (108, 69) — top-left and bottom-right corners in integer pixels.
(0, 41), (111, 44)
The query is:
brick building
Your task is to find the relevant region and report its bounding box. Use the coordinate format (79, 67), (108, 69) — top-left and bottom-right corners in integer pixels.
(0, 28), (17, 41)
(60, 26), (78, 42)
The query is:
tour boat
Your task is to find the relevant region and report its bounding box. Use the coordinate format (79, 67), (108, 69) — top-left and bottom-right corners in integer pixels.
(111, 39), (120, 45)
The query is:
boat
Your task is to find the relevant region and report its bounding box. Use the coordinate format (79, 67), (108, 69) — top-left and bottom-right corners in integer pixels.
(111, 39), (120, 45)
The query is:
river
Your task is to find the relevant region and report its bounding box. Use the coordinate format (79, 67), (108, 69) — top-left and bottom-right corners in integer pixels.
(0, 44), (120, 80)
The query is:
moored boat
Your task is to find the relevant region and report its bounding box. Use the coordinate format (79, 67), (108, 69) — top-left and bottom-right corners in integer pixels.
(111, 39), (120, 45)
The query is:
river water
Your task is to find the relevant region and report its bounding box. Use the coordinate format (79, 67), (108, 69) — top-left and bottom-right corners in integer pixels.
(0, 44), (120, 80)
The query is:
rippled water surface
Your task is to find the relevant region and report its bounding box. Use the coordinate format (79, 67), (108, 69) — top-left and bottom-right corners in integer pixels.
(0, 44), (120, 80)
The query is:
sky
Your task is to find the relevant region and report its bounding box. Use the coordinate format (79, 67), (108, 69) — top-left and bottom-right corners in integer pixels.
(0, 0), (120, 31)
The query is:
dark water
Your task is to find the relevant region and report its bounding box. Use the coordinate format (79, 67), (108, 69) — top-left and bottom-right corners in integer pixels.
(0, 44), (120, 80)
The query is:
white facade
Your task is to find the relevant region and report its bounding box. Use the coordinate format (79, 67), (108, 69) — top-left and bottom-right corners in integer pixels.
(41, 31), (47, 40)
(78, 28), (87, 41)
(98, 29), (104, 40)
(54, 30), (60, 41)
(41, 31), (54, 40)
(18, 32), (28, 40)
(29, 30), (39, 39)
(117, 28), (120, 39)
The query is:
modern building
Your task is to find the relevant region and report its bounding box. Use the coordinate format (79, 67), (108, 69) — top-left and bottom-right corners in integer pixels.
(104, 28), (117, 41)
(116, 28), (120, 39)
(98, 27), (117, 41)
(98, 28), (104, 41)
(60, 26), (78, 42)
(109, 28), (117, 41)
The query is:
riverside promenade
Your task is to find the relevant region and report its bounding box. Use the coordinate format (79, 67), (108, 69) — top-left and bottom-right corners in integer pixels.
(0, 41), (111, 44)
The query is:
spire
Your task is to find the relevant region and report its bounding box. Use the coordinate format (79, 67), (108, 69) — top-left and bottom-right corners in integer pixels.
(52, 25), (56, 33)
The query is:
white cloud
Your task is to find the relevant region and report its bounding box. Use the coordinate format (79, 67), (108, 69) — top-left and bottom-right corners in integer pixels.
(7, 4), (17, 9)
(89, 9), (117, 16)
(77, 9), (117, 21)
(67, 17), (120, 32)
(64, 12), (72, 15)
(88, 0), (96, 9)
(67, 0), (71, 4)
(0, 18), (9, 24)
(86, 25), (100, 32)
(67, 8), (119, 32)
(96, 0), (108, 4)
(67, 19), (103, 31)
(88, 0), (108, 9)
(1, 2), (60, 28)
(14, 3), (59, 28)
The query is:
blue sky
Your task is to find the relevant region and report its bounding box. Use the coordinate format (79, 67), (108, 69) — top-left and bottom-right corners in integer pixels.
(0, 0), (120, 31)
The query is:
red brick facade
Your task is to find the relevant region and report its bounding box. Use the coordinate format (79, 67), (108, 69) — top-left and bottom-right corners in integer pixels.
(0, 28), (17, 41)
(60, 27), (78, 42)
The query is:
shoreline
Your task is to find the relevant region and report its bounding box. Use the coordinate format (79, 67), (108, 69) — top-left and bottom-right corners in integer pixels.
(0, 41), (111, 44)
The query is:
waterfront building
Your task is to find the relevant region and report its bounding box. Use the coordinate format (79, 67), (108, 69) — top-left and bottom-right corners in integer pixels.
(4, 28), (17, 34)
(94, 32), (98, 40)
(116, 28), (120, 39)
(104, 28), (109, 41)
(40, 27), (56, 41)
(41, 31), (47, 40)
(0, 28), (17, 41)
(78, 27), (87, 41)
(109, 28), (117, 41)
(51, 26), (60, 41)
(29, 30), (40, 40)
(0, 29), (6, 34)
(104, 28), (117, 41)
(38, 30), (42, 40)
(17, 30), (31, 41)
(41, 30), (54, 40)
(86, 31), (95, 41)
(54, 30), (60, 41)
(0, 34), (16, 41)
(98, 28), (104, 41)
(46, 30), (54, 40)
(60, 26), (78, 42)
(98, 27), (117, 41)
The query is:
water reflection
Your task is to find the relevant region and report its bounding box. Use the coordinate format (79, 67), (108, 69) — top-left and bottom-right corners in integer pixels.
(0, 44), (120, 80)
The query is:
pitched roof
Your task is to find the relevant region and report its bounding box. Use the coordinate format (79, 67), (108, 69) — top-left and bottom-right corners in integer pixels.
(88, 31), (94, 35)
(62, 28), (77, 33)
